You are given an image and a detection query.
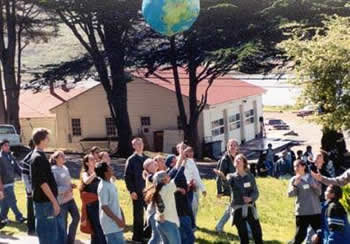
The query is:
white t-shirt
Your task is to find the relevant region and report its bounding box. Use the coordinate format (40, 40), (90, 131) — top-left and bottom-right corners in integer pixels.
(97, 180), (123, 235)
(184, 159), (206, 193)
(156, 180), (179, 227)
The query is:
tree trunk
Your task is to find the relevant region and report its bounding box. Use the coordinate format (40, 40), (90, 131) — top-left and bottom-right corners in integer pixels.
(103, 21), (133, 157)
(108, 87), (133, 157)
(169, 37), (203, 157)
(3, 63), (20, 131)
(0, 67), (7, 123)
(184, 119), (202, 158)
(188, 65), (202, 158)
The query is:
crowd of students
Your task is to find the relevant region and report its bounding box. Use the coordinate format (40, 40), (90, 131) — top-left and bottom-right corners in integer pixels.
(0, 127), (350, 244)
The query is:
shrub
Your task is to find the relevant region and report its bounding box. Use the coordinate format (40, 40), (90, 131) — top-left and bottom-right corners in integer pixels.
(341, 185), (350, 214)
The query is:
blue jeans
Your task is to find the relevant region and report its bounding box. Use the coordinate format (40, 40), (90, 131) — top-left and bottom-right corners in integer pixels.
(34, 201), (66, 244)
(216, 204), (231, 232)
(106, 231), (124, 244)
(0, 185), (23, 220)
(216, 204), (252, 237)
(265, 161), (274, 176)
(86, 200), (107, 244)
(156, 220), (181, 244)
(61, 199), (80, 244)
(179, 216), (195, 244)
(148, 214), (162, 244)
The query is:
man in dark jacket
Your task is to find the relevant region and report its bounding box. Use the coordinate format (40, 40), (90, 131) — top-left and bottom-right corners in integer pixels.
(215, 139), (238, 233)
(124, 138), (148, 243)
(0, 139), (25, 223)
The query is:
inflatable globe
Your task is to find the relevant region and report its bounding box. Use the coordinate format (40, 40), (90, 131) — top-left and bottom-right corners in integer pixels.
(142, 0), (200, 36)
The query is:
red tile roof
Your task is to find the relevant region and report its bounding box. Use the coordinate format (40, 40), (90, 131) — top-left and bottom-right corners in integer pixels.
(19, 68), (265, 118)
(19, 86), (94, 118)
(133, 68), (266, 106)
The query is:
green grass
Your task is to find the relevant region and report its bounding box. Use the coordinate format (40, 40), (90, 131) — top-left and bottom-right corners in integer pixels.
(1, 178), (295, 243)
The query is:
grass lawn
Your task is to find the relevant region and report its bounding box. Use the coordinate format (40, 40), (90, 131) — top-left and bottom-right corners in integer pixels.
(1, 178), (295, 243)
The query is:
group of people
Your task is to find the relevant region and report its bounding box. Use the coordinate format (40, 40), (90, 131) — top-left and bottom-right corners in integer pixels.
(0, 129), (125, 244)
(0, 127), (350, 244)
(214, 139), (350, 244)
(124, 138), (206, 244)
(256, 144), (336, 180)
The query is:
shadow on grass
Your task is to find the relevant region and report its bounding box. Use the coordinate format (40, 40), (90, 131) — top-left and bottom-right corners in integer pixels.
(196, 227), (284, 244)
(197, 227), (239, 242)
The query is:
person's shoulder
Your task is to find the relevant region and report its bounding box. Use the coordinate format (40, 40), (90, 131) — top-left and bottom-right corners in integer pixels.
(246, 172), (255, 180)
(126, 153), (137, 162)
(31, 150), (46, 163)
(328, 201), (346, 217)
(187, 158), (196, 166)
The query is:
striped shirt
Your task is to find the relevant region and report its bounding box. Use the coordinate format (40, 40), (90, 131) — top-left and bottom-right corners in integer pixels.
(21, 151), (34, 194)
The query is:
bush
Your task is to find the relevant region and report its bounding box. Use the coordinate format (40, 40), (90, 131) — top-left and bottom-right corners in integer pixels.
(341, 185), (350, 214)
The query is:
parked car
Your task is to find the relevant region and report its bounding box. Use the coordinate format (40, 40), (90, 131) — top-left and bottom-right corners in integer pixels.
(265, 119), (290, 130)
(0, 124), (21, 146)
(297, 105), (317, 117)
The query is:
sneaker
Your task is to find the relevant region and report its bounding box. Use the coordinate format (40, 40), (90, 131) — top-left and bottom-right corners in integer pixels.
(0, 219), (7, 229)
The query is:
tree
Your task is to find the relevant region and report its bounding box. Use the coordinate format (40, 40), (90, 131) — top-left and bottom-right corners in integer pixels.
(0, 0), (56, 130)
(40, 0), (145, 156)
(133, 0), (282, 156)
(279, 16), (350, 130)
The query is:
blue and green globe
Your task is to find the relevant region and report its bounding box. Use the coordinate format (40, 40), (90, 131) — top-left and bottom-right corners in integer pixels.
(142, 0), (200, 36)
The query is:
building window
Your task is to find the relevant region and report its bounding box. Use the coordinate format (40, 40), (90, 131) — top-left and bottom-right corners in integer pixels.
(211, 118), (224, 137)
(71, 118), (81, 136)
(245, 109), (255, 125)
(141, 116), (151, 126)
(229, 113), (241, 131)
(177, 116), (183, 129)
(105, 117), (117, 136)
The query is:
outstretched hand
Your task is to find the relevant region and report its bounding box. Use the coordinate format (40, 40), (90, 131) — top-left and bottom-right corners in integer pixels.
(311, 171), (322, 182)
(213, 169), (225, 179)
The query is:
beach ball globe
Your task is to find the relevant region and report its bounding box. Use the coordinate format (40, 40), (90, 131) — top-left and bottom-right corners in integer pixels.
(142, 0), (200, 36)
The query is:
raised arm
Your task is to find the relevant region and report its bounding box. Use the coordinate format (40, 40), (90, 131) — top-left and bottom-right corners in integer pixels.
(312, 169), (350, 187)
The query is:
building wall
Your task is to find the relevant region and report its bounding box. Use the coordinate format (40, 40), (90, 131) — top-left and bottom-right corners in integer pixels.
(20, 117), (57, 148)
(53, 78), (204, 151)
(203, 94), (263, 151)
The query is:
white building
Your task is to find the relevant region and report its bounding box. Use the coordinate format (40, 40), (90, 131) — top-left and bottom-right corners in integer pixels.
(19, 68), (265, 153)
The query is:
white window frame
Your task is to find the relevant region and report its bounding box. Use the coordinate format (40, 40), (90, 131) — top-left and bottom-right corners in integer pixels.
(211, 118), (224, 137)
(71, 118), (82, 137)
(229, 113), (241, 131)
(244, 109), (255, 125)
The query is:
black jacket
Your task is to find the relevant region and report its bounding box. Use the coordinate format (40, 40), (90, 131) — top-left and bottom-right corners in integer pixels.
(216, 153), (236, 196)
(124, 153), (148, 197)
(30, 150), (58, 203)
